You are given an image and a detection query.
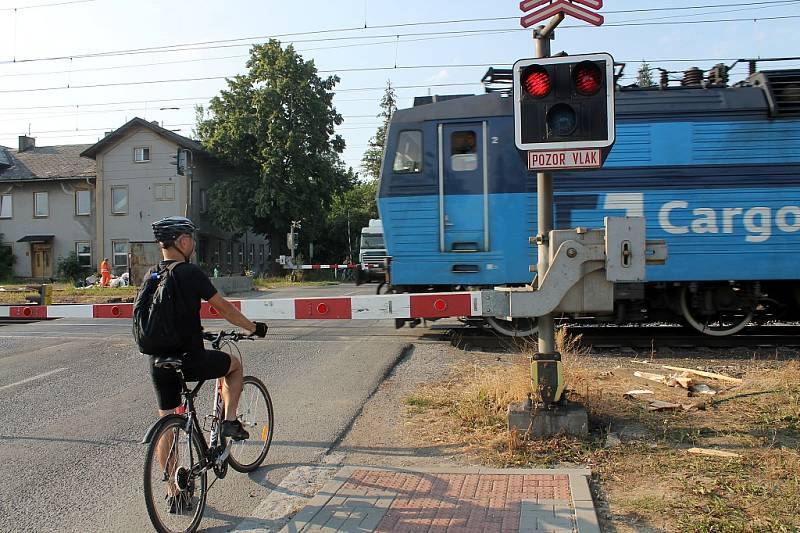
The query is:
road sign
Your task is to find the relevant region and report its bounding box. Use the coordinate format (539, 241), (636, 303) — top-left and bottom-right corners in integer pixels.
(520, 0), (604, 28)
(527, 148), (602, 170)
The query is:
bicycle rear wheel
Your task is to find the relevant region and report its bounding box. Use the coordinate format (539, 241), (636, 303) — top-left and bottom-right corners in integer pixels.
(143, 415), (208, 533)
(228, 375), (274, 472)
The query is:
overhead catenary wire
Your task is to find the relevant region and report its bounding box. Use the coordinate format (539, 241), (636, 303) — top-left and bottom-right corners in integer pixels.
(1, 6), (799, 65)
(0, 51), (789, 112)
(0, 0), (96, 11)
(2, 3), (799, 144)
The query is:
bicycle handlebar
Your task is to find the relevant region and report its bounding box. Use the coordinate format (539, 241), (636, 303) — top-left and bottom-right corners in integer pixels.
(202, 330), (253, 345)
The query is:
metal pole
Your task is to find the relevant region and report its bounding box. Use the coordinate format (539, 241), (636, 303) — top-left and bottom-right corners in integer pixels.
(290, 224), (295, 261)
(535, 26), (555, 356)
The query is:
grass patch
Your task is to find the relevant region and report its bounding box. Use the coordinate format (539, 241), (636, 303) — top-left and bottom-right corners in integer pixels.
(0, 282), (137, 304)
(253, 276), (340, 289)
(402, 330), (800, 531)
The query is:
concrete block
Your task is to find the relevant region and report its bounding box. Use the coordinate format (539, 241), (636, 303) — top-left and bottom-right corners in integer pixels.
(508, 402), (589, 438)
(570, 474), (593, 502)
(210, 275), (253, 296)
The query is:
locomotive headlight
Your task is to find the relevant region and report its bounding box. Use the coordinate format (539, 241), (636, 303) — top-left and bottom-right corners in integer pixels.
(546, 103), (577, 137)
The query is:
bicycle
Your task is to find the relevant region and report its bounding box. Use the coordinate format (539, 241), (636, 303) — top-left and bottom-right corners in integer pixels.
(141, 331), (275, 533)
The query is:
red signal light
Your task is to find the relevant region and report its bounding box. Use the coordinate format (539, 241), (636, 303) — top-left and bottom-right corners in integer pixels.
(523, 66), (551, 98)
(574, 62), (603, 95)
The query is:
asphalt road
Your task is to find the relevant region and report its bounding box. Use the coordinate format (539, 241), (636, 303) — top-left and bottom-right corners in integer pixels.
(0, 284), (441, 532)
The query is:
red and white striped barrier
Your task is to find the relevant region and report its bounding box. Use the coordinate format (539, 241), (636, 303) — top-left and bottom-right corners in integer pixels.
(287, 263), (357, 271)
(0, 292), (483, 321)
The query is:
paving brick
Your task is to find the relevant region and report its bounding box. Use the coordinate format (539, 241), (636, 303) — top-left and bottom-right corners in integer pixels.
(280, 468), (590, 533)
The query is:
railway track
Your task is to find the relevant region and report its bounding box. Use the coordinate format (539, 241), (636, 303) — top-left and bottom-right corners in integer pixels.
(1, 317), (798, 349)
(443, 324), (800, 350)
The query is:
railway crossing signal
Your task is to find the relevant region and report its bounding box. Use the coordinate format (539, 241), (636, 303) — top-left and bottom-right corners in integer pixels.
(513, 53), (616, 169)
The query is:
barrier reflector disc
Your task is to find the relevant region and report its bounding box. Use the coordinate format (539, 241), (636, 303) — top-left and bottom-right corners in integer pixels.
(294, 298), (352, 319)
(93, 304), (133, 318)
(410, 293), (472, 319)
(10, 306), (48, 318)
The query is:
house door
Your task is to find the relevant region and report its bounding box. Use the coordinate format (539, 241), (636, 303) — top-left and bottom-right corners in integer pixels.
(439, 122), (489, 252)
(32, 244), (53, 278)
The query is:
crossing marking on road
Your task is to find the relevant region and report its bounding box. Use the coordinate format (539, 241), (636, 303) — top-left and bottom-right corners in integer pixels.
(0, 367), (67, 391)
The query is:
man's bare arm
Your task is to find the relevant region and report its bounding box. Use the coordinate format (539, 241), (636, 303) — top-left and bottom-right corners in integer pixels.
(208, 293), (256, 333)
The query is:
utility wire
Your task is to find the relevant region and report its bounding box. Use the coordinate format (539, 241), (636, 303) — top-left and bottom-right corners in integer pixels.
(1, 4), (799, 65)
(4, 38), (800, 95)
(0, 0), (95, 11)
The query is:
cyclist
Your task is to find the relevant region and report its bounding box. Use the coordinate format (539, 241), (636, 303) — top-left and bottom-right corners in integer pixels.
(147, 216), (268, 441)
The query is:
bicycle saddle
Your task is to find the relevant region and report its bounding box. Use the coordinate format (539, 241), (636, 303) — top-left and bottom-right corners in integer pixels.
(151, 355), (184, 370)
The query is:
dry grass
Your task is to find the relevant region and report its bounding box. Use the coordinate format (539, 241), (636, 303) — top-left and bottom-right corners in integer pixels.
(0, 283), (137, 304)
(253, 276), (340, 289)
(403, 329), (800, 532)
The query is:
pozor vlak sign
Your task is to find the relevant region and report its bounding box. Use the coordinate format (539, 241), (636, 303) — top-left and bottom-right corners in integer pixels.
(513, 53), (616, 170)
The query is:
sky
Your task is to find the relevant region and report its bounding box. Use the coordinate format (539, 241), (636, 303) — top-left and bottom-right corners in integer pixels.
(0, 0), (799, 172)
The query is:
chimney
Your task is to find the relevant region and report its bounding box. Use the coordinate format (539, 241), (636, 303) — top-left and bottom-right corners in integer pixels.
(18, 135), (35, 152)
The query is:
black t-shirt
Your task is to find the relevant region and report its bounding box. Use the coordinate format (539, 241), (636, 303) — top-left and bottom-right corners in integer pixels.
(145, 261), (218, 353)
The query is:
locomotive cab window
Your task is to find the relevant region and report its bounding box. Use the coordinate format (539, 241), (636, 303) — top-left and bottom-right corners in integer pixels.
(392, 130), (422, 173)
(450, 131), (478, 172)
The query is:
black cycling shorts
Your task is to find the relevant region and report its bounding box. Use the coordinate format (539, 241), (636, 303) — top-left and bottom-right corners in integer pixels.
(149, 349), (232, 410)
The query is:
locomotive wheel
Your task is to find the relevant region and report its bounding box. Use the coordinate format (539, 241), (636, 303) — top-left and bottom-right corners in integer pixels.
(486, 317), (538, 338)
(679, 284), (754, 337)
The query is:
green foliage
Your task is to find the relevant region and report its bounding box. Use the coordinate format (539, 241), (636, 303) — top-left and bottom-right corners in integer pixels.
(319, 179), (379, 261)
(637, 61), (655, 88)
(196, 39), (349, 255)
(360, 81), (397, 180)
(56, 252), (88, 283)
(0, 234), (14, 280)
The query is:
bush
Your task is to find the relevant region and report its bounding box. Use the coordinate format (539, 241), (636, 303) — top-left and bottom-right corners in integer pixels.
(0, 234), (14, 280)
(56, 252), (89, 283)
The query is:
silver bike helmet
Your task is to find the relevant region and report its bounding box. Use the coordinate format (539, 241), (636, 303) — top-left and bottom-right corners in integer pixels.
(152, 216), (198, 244)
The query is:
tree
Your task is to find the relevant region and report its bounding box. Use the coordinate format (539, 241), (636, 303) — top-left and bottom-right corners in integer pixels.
(360, 81), (397, 180)
(321, 179), (379, 262)
(56, 252), (88, 283)
(196, 39), (349, 264)
(637, 61), (655, 88)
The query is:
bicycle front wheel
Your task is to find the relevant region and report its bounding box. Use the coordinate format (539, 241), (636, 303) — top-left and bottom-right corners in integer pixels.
(143, 415), (208, 533)
(228, 376), (274, 472)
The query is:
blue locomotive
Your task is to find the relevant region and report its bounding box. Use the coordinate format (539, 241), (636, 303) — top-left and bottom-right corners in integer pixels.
(377, 65), (800, 336)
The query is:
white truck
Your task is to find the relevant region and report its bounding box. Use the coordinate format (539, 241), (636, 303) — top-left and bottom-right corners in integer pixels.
(357, 219), (387, 283)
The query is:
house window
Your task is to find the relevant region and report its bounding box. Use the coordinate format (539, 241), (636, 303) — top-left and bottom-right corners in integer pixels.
(75, 242), (91, 268)
(249, 244), (255, 266)
(112, 240), (128, 268)
(392, 130), (423, 173)
(34, 191), (48, 217)
(198, 238), (207, 264)
(0, 194), (11, 218)
(226, 241), (232, 265)
(450, 131), (478, 172)
(75, 190), (91, 216)
(259, 244), (265, 265)
(154, 183), (175, 201)
(238, 244), (244, 265)
(200, 189), (208, 213)
(215, 241), (222, 263)
(111, 186), (128, 214)
(134, 147), (151, 162)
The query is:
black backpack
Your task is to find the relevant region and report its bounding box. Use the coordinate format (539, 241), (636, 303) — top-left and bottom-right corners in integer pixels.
(133, 261), (186, 355)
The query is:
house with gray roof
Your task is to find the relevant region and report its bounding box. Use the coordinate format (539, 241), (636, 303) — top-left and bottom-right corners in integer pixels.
(1, 118), (269, 280)
(0, 137), (96, 278)
(80, 117), (269, 279)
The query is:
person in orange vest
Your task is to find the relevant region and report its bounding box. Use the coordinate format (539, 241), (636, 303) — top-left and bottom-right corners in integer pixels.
(100, 258), (111, 287)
